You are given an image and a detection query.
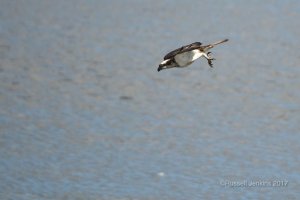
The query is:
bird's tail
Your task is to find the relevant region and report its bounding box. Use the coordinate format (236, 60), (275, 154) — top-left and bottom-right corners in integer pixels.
(202, 39), (229, 52)
(211, 39), (229, 46)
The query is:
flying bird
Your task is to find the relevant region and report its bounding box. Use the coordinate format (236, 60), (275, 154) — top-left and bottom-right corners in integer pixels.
(158, 39), (228, 72)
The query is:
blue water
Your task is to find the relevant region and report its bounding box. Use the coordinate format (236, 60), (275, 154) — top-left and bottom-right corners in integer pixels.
(0, 0), (300, 199)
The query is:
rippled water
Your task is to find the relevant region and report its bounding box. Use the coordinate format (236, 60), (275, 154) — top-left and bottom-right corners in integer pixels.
(0, 0), (300, 199)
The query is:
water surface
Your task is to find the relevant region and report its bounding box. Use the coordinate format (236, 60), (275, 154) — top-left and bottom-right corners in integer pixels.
(0, 0), (300, 199)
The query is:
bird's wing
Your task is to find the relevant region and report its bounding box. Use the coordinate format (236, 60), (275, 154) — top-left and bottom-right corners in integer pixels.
(163, 42), (202, 60)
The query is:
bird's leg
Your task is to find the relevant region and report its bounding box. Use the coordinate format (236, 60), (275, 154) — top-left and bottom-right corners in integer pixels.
(207, 59), (213, 68)
(204, 52), (215, 68)
(207, 52), (215, 60)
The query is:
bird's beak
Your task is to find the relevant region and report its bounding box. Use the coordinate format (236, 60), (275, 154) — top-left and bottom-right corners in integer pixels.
(157, 64), (163, 72)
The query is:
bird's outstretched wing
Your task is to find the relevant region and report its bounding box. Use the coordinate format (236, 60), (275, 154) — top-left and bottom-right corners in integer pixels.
(163, 42), (202, 60)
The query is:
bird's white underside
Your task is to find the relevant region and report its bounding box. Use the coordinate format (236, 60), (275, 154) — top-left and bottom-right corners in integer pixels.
(160, 49), (206, 68)
(174, 49), (204, 67)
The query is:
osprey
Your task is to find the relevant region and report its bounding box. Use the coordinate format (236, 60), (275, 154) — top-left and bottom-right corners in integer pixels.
(158, 39), (228, 72)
